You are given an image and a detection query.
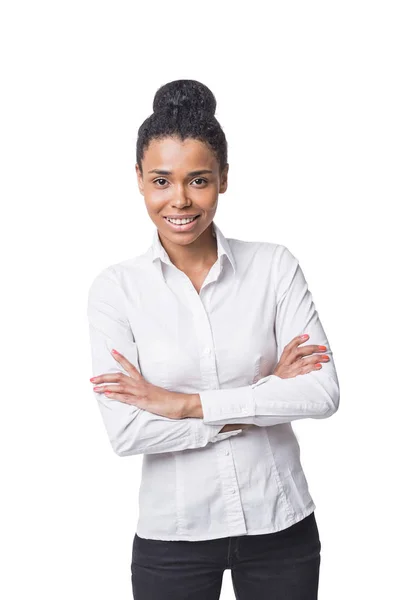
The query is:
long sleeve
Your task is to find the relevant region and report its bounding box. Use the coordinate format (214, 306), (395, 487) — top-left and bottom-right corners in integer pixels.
(87, 267), (242, 457)
(199, 244), (340, 427)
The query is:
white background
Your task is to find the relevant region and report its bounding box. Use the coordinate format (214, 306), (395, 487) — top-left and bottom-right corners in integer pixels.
(1, 1), (399, 598)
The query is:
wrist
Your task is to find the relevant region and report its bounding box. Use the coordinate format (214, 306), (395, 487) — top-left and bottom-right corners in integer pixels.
(182, 393), (203, 419)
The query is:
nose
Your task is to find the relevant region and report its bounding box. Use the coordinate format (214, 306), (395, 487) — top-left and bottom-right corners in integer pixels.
(171, 184), (191, 208)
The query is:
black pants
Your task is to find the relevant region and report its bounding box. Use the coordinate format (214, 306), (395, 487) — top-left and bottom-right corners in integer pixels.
(131, 511), (321, 599)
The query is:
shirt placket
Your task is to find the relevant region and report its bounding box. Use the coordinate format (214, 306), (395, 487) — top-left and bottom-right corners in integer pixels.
(179, 262), (248, 536)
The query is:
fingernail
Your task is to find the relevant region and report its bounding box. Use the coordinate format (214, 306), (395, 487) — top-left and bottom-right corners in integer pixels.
(301, 334), (308, 339)
(318, 345), (327, 351)
(111, 349), (119, 354)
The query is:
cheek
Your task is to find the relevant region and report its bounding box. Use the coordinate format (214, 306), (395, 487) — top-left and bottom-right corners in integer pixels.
(144, 193), (168, 210)
(199, 190), (218, 209)
(144, 201), (171, 225)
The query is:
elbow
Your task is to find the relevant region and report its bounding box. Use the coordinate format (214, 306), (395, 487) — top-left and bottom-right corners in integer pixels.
(109, 430), (144, 457)
(327, 376), (340, 417)
(103, 419), (144, 457)
(111, 441), (140, 458)
(323, 394), (340, 419)
(315, 375), (340, 419)
(97, 400), (145, 456)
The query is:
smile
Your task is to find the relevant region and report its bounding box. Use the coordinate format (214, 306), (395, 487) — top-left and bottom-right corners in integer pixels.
(163, 215), (200, 231)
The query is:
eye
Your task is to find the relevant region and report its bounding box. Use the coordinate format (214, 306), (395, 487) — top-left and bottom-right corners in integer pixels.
(153, 177), (208, 187)
(153, 178), (168, 187)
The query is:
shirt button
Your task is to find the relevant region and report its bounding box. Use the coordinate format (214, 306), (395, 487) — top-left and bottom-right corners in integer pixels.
(231, 489), (236, 494)
(225, 449), (230, 455)
(203, 347), (211, 355)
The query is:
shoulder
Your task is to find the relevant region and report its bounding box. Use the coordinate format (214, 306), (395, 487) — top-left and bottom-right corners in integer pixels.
(226, 235), (278, 265)
(227, 235), (298, 267)
(87, 251), (150, 301)
(272, 243), (299, 267)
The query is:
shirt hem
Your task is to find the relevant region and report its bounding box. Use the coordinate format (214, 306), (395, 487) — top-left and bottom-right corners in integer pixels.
(240, 502), (316, 537)
(135, 503), (316, 541)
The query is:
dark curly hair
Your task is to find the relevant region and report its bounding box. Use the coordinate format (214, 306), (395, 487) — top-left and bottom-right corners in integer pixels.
(136, 79), (228, 176)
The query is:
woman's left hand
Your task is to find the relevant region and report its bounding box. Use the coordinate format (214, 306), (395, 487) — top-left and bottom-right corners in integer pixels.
(90, 349), (186, 420)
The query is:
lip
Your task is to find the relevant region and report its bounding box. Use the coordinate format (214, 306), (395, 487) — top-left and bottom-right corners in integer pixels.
(163, 214), (200, 232)
(163, 214), (200, 219)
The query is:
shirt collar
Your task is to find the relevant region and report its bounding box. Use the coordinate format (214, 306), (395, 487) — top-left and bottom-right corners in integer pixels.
(150, 220), (236, 275)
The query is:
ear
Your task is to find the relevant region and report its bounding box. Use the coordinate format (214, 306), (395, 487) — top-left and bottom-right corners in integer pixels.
(219, 163), (229, 194)
(135, 163), (144, 196)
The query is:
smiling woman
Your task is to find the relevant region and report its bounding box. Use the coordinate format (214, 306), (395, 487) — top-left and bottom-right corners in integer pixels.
(133, 80), (230, 277)
(87, 78), (338, 600)
(136, 147), (226, 268)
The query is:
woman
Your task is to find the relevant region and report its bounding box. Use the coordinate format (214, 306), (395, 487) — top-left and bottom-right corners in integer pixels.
(87, 79), (340, 599)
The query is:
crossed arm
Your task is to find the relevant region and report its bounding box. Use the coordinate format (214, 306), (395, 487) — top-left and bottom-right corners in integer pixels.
(185, 245), (340, 428)
(87, 246), (339, 456)
(87, 267), (245, 457)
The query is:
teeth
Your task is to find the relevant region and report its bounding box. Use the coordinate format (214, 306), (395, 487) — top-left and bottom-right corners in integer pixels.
(166, 217), (197, 225)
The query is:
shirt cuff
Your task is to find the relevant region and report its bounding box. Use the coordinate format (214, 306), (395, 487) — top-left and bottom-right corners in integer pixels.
(199, 385), (256, 425)
(193, 419), (243, 445)
(208, 428), (243, 443)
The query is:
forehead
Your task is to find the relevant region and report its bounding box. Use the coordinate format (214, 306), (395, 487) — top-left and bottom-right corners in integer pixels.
(143, 136), (216, 170)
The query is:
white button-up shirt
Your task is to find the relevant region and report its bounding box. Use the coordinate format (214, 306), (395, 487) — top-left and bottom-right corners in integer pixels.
(87, 221), (340, 541)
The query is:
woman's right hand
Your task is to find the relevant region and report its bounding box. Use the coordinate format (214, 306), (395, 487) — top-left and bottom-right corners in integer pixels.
(272, 334), (330, 379)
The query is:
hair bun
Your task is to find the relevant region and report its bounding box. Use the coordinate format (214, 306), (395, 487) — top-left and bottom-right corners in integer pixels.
(153, 79), (216, 118)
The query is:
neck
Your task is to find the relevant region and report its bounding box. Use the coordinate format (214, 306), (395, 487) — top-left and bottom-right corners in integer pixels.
(158, 222), (218, 273)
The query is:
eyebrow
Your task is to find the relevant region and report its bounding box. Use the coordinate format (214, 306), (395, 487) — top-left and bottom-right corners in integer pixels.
(148, 169), (214, 177)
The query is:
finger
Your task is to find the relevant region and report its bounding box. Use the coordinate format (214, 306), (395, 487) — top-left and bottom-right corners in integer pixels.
(299, 354), (330, 366)
(111, 349), (141, 379)
(93, 383), (123, 394)
(299, 362), (323, 374)
(102, 390), (138, 405)
(290, 359), (323, 376)
(289, 334), (310, 350)
(287, 353), (326, 377)
(103, 390), (148, 408)
(93, 383), (135, 395)
(90, 372), (130, 384)
(281, 334), (310, 363)
(295, 344), (329, 358)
